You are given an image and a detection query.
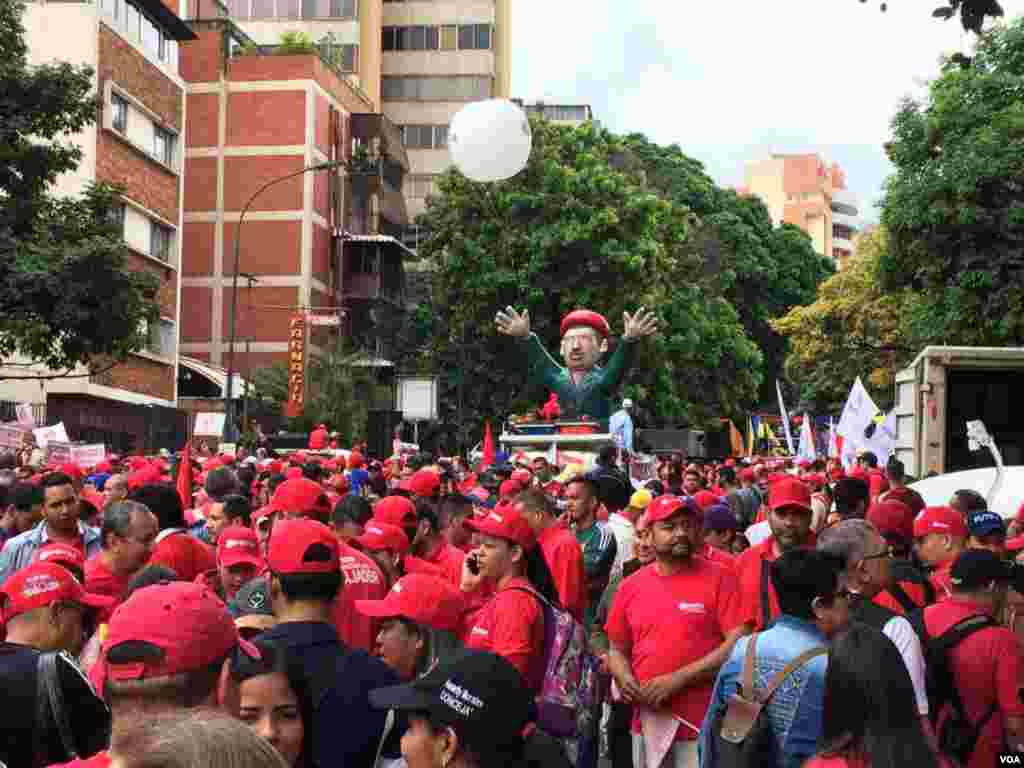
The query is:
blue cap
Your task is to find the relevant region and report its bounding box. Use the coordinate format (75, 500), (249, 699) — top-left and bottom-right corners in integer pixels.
(967, 510), (1005, 537)
(703, 503), (739, 532)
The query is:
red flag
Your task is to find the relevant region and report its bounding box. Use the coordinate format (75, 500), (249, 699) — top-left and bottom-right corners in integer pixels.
(177, 442), (193, 512)
(481, 420), (495, 470)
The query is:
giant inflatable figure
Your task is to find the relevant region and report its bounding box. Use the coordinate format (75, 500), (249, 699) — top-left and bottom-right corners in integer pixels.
(494, 305), (658, 428)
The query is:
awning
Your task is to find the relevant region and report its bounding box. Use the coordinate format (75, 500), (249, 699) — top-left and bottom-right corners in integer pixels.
(178, 356), (247, 398)
(337, 231), (417, 260)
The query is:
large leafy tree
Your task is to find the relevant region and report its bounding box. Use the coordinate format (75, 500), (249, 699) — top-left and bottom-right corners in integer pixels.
(879, 16), (1024, 347)
(771, 227), (919, 410)
(413, 120), (764, 448)
(0, 0), (158, 376)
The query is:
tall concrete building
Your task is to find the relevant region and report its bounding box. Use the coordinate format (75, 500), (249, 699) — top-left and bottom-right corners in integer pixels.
(740, 153), (860, 269)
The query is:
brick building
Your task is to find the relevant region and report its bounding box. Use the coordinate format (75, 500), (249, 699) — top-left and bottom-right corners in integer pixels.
(0, 0), (196, 451)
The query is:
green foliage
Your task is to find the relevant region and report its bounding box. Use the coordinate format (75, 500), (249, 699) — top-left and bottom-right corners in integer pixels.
(276, 30), (315, 54)
(879, 16), (1024, 347)
(0, 0), (159, 374)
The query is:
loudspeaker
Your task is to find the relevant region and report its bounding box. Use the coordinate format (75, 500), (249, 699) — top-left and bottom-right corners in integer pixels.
(367, 409), (404, 459)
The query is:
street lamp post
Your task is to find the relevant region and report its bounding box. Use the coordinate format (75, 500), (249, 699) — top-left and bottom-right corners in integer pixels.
(222, 161), (343, 442)
(239, 271), (259, 437)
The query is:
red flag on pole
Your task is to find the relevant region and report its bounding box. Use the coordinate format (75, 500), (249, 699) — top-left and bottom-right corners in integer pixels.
(481, 420), (495, 470)
(176, 442), (193, 512)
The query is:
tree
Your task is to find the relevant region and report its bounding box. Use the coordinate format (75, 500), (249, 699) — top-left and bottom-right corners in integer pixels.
(771, 227), (919, 410)
(879, 17), (1024, 348)
(0, 0), (159, 376)
(414, 119), (764, 441)
(860, 0), (1003, 37)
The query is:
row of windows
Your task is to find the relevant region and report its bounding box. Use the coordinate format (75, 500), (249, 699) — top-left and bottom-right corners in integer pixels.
(382, 24), (492, 52)
(225, 0), (356, 19)
(382, 76), (492, 101)
(110, 93), (178, 169)
(400, 124), (448, 149)
(523, 105), (590, 122)
(98, 0), (179, 69)
(110, 204), (175, 264)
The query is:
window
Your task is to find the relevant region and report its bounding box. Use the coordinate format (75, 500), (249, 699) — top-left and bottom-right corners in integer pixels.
(150, 221), (172, 261)
(141, 13), (160, 57)
(425, 26), (439, 50)
(409, 25), (426, 50)
(456, 24), (491, 50)
(382, 77), (492, 101)
(111, 93), (128, 134)
(143, 318), (176, 358)
(329, 0), (354, 14)
(382, 26), (396, 51)
(440, 25), (457, 50)
(108, 203), (126, 232)
(458, 24), (474, 50)
(227, 0), (249, 17)
(279, 0), (299, 16)
(398, 26), (413, 51)
(153, 126), (175, 167)
(251, 0), (273, 16)
(434, 124), (448, 148)
(476, 24), (490, 50)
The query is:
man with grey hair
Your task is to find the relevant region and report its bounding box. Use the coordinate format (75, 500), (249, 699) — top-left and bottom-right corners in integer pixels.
(104, 473), (129, 509)
(85, 500), (159, 601)
(817, 519), (936, 747)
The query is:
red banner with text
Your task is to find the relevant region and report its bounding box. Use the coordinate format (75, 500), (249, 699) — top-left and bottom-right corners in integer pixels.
(286, 314), (306, 418)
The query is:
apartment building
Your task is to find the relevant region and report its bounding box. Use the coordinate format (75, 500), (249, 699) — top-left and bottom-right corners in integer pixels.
(740, 153), (861, 268)
(518, 101), (593, 127)
(0, 0), (196, 451)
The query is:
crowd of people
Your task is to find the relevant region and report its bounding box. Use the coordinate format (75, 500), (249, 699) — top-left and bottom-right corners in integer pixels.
(0, 436), (1022, 768)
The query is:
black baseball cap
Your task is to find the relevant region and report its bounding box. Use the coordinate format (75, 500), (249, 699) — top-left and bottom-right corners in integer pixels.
(950, 549), (1012, 591)
(369, 650), (532, 753)
(227, 576), (277, 634)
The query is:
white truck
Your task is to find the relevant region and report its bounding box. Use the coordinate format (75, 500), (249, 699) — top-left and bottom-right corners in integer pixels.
(894, 346), (1024, 478)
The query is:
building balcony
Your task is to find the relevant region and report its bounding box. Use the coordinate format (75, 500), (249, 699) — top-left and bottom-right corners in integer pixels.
(832, 210), (860, 231)
(831, 188), (859, 217)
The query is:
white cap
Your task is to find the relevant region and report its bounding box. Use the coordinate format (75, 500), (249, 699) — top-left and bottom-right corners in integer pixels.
(622, 398), (634, 408)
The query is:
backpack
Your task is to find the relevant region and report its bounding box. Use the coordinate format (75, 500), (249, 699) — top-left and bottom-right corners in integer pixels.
(907, 611), (998, 765)
(715, 634), (826, 768)
(509, 586), (602, 742)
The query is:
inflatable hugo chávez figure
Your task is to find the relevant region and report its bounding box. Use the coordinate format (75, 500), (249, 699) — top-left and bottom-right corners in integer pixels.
(494, 306), (658, 429)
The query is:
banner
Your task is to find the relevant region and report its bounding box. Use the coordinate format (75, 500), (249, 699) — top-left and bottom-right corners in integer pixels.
(70, 444), (106, 467)
(285, 314), (307, 418)
(0, 422), (32, 449)
(776, 381), (795, 455)
(33, 422), (69, 450)
(46, 441), (73, 465)
(15, 403), (34, 426)
(193, 412), (226, 436)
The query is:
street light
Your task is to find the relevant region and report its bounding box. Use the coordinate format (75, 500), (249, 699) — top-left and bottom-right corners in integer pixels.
(222, 160), (343, 442)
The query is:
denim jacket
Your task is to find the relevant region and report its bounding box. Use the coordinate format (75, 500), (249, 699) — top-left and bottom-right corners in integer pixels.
(0, 520), (102, 584)
(698, 615), (829, 768)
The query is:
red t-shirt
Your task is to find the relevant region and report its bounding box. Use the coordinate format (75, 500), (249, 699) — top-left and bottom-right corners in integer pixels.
(735, 535), (816, 630)
(538, 524), (587, 623)
(605, 558), (743, 739)
(417, 539), (466, 587)
(84, 556), (130, 603)
(333, 542), (387, 652)
(882, 486), (926, 517)
(47, 752), (111, 768)
(702, 543), (736, 570)
(930, 559), (955, 601)
(867, 469), (889, 502)
(148, 530), (216, 582)
(924, 597), (1024, 768)
(803, 757), (866, 768)
(464, 576), (545, 693)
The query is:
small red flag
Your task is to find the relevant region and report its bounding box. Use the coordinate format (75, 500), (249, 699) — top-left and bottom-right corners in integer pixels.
(481, 420), (495, 470)
(177, 442), (193, 512)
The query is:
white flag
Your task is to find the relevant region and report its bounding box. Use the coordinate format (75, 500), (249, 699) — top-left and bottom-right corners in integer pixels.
(836, 377), (880, 445)
(797, 413), (816, 462)
(827, 417), (840, 458)
(776, 381), (796, 455)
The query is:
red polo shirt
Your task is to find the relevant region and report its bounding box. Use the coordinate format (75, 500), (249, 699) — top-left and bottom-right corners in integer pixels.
(84, 556), (130, 604)
(734, 534), (815, 630)
(924, 597), (1024, 768)
(464, 576), (545, 693)
(606, 557), (743, 739)
(332, 541), (387, 652)
(406, 538), (465, 587)
(48, 752), (112, 768)
(537, 523), (587, 623)
(148, 530), (216, 582)
(930, 559), (956, 601)
(702, 543), (735, 571)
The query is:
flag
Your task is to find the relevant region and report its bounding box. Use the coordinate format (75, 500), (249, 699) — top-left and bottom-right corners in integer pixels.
(827, 418), (840, 458)
(776, 381), (796, 455)
(176, 442), (193, 512)
(797, 413), (816, 462)
(836, 377), (897, 465)
(749, 415), (760, 456)
(481, 420), (495, 470)
(729, 420), (744, 457)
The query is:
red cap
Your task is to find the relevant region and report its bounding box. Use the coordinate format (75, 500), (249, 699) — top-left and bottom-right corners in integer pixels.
(913, 506), (968, 539)
(271, 478), (330, 518)
(692, 490), (719, 511)
(127, 466), (162, 491)
(127, 457), (149, 471)
(266, 518), (339, 575)
(560, 309), (610, 338)
(355, 522), (410, 555)
(1006, 535), (1024, 552)
(646, 495), (699, 524)
(739, 468), (755, 482)
(79, 488), (106, 513)
(104, 582), (258, 681)
(867, 499), (914, 542)
(58, 463), (84, 482)
(285, 467), (304, 480)
(409, 469), (440, 498)
(1, 562), (113, 621)
(348, 452), (365, 469)
(769, 477), (812, 512)
(1016, 502), (1024, 524)
(251, 505), (274, 524)
(217, 526), (264, 569)
(373, 496), (418, 528)
(466, 507), (536, 550)
(499, 479), (524, 499)
(32, 543), (87, 573)
(354, 573), (465, 633)
(511, 469), (532, 485)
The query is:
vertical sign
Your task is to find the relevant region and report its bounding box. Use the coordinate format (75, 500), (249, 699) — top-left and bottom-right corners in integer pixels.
(286, 314), (306, 417)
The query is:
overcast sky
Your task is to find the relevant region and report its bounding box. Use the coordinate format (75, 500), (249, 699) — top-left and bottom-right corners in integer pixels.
(511, 1), (1024, 223)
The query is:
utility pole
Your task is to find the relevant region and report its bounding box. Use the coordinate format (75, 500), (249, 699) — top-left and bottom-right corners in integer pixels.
(239, 272), (259, 437)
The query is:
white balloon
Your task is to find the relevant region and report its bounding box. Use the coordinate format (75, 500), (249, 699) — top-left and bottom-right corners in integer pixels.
(448, 99), (532, 182)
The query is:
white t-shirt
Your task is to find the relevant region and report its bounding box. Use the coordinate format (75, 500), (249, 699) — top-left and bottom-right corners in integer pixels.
(882, 614), (929, 716)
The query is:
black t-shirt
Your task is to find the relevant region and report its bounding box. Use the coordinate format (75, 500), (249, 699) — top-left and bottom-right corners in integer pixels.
(0, 642), (110, 768)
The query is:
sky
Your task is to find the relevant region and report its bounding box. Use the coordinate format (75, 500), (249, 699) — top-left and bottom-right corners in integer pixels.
(510, 0), (1024, 223)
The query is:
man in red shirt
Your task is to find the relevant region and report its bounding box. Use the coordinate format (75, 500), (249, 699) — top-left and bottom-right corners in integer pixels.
(913, 506), (967, 599)
(920, 549), (1024, 767)
(460, 505), (547, 693)
(735, 477), (815, 630)
(515, 486), (587, 622)
(606, 494), (745, 767)
(335, 533), (388, 652)
(880, 457), (925, 517)
(355, 522), (410, 589)
(868, 498), (933, 613)
(195, 525), (263, 601)
(85, 500), (158, 602)
(130, 483), (216, 583)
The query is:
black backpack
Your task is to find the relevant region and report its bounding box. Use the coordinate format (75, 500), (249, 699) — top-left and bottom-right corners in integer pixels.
(715, 634), (826, 768)
(907, 611), (998, 765)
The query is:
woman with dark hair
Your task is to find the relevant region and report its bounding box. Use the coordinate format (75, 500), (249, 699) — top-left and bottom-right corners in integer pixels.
(230, 639), (312, 768)
(805, 623), (941, 768)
